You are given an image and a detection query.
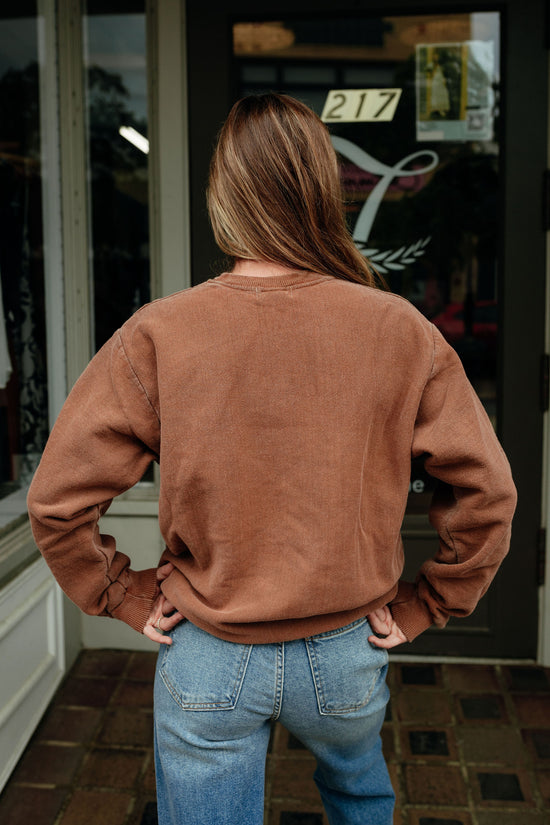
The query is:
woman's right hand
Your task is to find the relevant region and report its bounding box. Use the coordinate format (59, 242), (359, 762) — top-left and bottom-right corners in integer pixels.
(367, 605), (407, 649)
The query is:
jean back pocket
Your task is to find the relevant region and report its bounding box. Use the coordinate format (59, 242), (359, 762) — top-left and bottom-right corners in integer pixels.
(305, 618), (388, 715)
(159, 622), (253, 711)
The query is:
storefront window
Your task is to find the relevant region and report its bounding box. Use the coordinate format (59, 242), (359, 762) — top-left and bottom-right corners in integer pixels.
(0, 4), (49, 514)
(234, 12), (500, 514)
(84, 0), (150, 351)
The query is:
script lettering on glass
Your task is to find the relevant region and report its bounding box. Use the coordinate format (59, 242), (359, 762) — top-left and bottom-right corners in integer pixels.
(331, 137), (439, 271)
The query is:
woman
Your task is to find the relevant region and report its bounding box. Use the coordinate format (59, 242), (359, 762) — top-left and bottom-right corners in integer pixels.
(28, 94), (516, 825)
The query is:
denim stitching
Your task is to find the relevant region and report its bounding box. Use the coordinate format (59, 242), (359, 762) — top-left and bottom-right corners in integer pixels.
(305, 638), (325, 713)
(160, 643), (253, 711)
(271, 642), (285, 721)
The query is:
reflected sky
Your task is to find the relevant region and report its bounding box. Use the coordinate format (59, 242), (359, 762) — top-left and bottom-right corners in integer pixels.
(0, 12), (147, 121)
(84, 14), (147, 121)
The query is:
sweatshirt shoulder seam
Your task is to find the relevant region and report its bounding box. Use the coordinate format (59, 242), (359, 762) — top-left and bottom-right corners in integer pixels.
(128, 282), (208, 318)
(115, 330), (160, 423)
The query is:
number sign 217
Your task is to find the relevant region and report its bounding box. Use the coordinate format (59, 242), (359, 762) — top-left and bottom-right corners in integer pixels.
(321, 89), (402, 123)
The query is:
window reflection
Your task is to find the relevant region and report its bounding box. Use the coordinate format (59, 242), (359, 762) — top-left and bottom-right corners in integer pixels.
(84, 1), (150, 351)
(0, 5), (49, 504)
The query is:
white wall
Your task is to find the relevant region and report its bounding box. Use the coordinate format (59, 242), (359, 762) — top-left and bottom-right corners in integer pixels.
(0, 558), (64, 792)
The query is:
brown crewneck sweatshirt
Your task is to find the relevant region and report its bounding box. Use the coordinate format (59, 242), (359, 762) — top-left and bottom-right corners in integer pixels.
(27, 270), (516, 643)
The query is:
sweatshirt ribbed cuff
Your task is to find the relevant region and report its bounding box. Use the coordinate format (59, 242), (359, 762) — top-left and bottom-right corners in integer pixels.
(389, 580), (436, 642)
(110, 568), (159, 633)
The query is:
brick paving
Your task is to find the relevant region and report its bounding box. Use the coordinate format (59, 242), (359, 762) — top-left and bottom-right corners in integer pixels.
(1, 650), (550, 824)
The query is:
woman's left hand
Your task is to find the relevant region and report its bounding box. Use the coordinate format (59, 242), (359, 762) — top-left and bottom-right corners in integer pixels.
(143, 562), (184, 645)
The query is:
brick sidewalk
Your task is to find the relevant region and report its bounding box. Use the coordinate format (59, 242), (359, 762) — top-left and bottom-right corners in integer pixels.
(1, 650), (550, 824)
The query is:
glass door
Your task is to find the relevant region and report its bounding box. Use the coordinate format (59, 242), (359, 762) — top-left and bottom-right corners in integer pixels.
(187, 0), (548, 657)
(233, 12), (500, 520)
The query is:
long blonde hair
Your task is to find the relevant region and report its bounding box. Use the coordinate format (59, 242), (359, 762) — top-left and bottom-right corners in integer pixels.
(207, 93), (384, 288)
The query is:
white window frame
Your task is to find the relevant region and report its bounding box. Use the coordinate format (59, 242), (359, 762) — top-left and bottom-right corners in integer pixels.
(147, 0), (191, 300)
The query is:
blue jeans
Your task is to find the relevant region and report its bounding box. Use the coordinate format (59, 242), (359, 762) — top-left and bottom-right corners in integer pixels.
(154, 618), (394, 825)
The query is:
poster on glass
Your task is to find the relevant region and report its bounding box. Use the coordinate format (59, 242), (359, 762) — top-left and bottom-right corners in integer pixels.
(416, 41), (495, 142)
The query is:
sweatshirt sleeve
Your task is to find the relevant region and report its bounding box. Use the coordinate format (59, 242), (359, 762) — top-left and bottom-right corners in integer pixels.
(27, 328), (161, 634)
(390, 324), (517, 641)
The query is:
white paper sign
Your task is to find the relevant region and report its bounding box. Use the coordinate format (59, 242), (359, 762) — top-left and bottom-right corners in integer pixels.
(321, 89), (402, 123)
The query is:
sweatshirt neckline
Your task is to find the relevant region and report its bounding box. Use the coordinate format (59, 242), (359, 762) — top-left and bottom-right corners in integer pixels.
(211, 270), (332, 291)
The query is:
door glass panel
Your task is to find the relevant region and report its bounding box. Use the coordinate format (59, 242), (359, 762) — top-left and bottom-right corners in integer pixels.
(0, 3), (49, 514)
(83, 0), (150, 352)
(233, 12), (500, 517)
